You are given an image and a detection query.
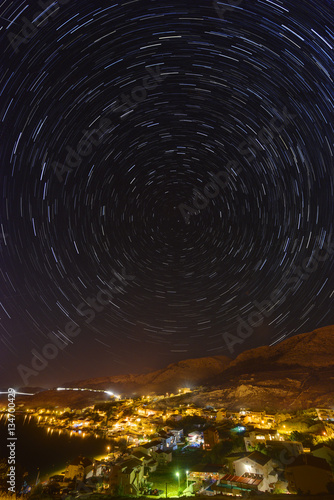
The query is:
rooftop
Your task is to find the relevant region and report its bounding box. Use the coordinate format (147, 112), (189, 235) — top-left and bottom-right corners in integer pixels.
(246, 451), (271, 466)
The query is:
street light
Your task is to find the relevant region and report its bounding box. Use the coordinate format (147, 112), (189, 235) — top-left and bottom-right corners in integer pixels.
(176, 471), (180, 489)
(35, 468), (40, 486)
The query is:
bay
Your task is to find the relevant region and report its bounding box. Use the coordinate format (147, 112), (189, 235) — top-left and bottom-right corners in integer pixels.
(0, 414), (111, 485)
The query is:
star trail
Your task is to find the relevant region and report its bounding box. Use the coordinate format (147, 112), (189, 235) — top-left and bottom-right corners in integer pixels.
(0, 0), (333, 387)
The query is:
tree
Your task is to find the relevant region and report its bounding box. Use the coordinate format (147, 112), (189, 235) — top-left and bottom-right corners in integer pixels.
(28, 482), (54, 499)
(208, 440), (233, 464)
(0, 459), (8, 492)
(248, 443), (266, 454)
(289, 431), (314, 448)
(114, 484), (124, 496)
(117, 438), (128, 453)
(231, 434), (246, 452)
(274, 413), (291, 425)
(328, 456), (334, 475)
(0, 458), (27, 494)
(327, 481), (334, 494)
(326, 438), (334, 451)
(273, 481), (288, 494)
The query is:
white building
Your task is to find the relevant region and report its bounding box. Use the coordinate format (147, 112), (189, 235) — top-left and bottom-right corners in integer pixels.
(233, 451), (277, 492)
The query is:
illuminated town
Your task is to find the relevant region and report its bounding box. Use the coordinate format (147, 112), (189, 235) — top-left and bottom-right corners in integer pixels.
(1, 387), (334, 498)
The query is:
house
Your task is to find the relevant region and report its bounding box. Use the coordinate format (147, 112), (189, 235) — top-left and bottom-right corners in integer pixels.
(225, 452), (249, 474)
(169, 413), (183, 422)
(184, 405), (202, 417)
(157, 431), (177, 451)
(316, 408), (334, 421)
(169, 429), (184, 442)
(188, 430), (203, 446)
(240, 411), (266, 426)
(202, 408), (217, 420)
(109, 457), (144, 495)
(203, 427), (219, 450)
(65, 456), (93, 480)
(238, 410), (275, 428)
(87, 460), (110, 479)
(129, 451), (158, 473)
(214, 473), (263, 495)
(188, 464), (224, 483)
(151, 448), (173, 465)
(244, 429), (280, 450)
(126, 432), (140, 446)
(137, 407), (163, 417)
(216, 409), (227, 422)
(263, 414), (276, 428)
(226, 411), (239, 420)
(130, 450), (153, 464)
(311, 444), (334, 466)
(135, 439), (162, 455)
(285, 454), (334, 495)
(178, 387), (191, 394)
(233, 451), (276, 492)
(145, 458), (158, 474)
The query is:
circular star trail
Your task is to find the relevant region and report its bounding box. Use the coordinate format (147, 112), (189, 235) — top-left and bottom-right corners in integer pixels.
(0, 0), (333, 386)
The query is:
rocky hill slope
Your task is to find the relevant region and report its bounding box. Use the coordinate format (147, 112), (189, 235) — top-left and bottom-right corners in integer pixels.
(228, 324), (334, 369)
(200, 325), (334, 410)
(65, 355), (231, 394)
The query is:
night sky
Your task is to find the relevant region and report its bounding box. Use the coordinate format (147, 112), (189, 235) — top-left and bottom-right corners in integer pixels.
(0, 0), (333, 388)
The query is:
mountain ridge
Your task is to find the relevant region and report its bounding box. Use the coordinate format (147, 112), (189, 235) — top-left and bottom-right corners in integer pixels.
(63, 354), (231, 393)
(201, 325), (334, 410)
(224, 324), (334, 371)
(6, 324), (334, 410)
